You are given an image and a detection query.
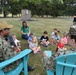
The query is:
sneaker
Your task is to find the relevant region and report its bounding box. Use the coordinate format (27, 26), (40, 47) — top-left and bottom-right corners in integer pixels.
(43, 44), (48, 47)
(36, 51), (41, 54)
(28, 66), (35, 71)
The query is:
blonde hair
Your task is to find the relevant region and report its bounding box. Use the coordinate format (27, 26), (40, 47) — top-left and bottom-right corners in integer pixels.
(32, 36), (37, 43)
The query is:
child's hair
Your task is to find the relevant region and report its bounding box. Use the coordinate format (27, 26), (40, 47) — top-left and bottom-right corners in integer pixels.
(12, 34), (16, 39)
(22, 21), (26, 25)
(63, 32), (68, 36)
(30, 32), (34, 36)
(22, 21), (28, 28)
(57, 30), (60, 33)
(43, 31), (48, 34)
(54, 28), (57, 31)
(32, 36), (37, 43)
(12, 33), (16, 36)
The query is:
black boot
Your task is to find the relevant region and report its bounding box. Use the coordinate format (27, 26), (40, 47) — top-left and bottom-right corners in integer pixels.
(28, 66), (35, 71)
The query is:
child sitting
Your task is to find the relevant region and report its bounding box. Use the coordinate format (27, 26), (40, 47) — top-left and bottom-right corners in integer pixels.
(61, 32), (68, 45)
(56, 38), (67, 52)
(13, 34), (21, 52)
(40, 31), (50, 47)
(51, 31), (60, 44)
(29, 36), (41, 54)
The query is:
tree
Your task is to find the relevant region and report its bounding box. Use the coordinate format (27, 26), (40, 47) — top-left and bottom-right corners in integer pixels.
(0, 0), (9, 17)
(8, 0), (22, 17)
(63, 0), (76, 16)
(0, 0), (76, 17)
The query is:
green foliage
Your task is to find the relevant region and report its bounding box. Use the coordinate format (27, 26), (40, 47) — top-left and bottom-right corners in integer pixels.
(0, 0), (76, 17)
(11, 0), (19, 2)
(63, 0), (76, 15)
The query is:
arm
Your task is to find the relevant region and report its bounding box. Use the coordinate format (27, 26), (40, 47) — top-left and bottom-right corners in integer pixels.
(21, 31), (27, 35)
(27, 26), (30, 36)
(40, 36), (43, 42)
(29, 42), (33, 50)
(8, 35), (21, 52)
(47, 36), (49, 41)
(13, 46), (21, 52)
(57, 43), (60, 49)
(27, 30), (30, 36)
(58, 46), (61, 49)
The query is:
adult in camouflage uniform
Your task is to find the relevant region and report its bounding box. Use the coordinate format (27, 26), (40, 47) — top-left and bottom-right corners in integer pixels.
(42, 24), (76, 71)
(0, 21), (21, 72)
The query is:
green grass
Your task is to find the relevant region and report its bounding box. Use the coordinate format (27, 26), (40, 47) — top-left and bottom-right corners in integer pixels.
(0, 17), (73, 75)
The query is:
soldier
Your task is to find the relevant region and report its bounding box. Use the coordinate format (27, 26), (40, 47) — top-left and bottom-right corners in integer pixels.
(0, 21), (20, 72)
(0, 21), (34, 72)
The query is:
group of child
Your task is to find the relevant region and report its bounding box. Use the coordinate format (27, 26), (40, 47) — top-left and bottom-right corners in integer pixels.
(28, 29), (68, 53)
(51, 28), (68, 52)
(12, 28), (68, 54)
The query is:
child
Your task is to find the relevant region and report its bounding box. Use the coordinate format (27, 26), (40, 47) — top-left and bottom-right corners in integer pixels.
(61, 32), (68, 45)
(56, 38), (67, 52)
(51, 31), (60, 44)
(28, 32), (35, 44)
(40, 31), (50, 47)
(29, 36), (41, 54)
(51, 28), (57, 38)
(13, 34), (21, 52)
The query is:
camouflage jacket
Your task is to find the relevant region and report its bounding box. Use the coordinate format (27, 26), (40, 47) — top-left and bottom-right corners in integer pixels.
(42, 49), (76, 71)
(0, 36), (21, 72)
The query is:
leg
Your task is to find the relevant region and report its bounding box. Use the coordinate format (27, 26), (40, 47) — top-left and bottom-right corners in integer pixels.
(31, 47), (37, 53)
(22, 34), (29, 40)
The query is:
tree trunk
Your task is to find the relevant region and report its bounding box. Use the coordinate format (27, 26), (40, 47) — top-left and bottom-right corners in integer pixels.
(3, 11), (6, 17)
(12, 14), (13, 17)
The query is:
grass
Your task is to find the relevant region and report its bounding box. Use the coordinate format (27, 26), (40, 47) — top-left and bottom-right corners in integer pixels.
(0, 17), (73, 75)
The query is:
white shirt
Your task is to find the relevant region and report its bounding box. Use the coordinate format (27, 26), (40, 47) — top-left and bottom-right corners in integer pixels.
(14, 39), (20, 47)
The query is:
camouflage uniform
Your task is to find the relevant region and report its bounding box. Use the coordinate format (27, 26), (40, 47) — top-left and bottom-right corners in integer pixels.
(0, 36), (21, 72)
(42, 49), (76, 71)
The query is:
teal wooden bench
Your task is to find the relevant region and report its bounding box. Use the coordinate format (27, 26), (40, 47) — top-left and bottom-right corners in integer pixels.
(45, 51), (76, 75)
(0, 49), (32, 75)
